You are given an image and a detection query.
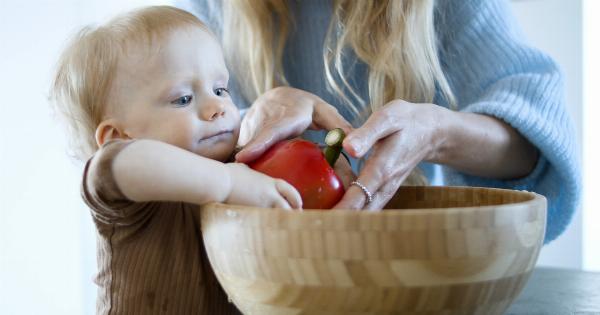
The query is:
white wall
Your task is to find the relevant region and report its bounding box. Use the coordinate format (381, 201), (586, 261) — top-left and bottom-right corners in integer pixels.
(583, 0), (600, 271)
(0, 1), (171, 314)
(510, 0), (585, 270)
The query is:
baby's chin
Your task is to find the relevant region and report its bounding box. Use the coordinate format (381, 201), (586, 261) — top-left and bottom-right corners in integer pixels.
(196, 140), (237, 162)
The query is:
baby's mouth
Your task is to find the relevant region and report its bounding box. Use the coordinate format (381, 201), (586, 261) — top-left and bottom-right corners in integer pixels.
(199, 130), (233, 142)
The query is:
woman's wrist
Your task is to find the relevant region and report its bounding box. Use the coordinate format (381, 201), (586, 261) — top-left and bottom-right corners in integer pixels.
(426, 106), (458, 165)
(429, 109), (539, 179)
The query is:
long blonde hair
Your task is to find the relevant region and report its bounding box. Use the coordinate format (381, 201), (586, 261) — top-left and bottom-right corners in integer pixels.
(50, 6), (207, 161)
(223, 0), (451, 185)
(222, 0), (455, 119)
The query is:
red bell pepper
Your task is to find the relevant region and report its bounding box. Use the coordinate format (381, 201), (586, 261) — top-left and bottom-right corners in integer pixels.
(248, 129), (346, 209)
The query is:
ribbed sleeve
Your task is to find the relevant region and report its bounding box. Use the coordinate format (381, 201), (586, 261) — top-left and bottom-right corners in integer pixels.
(435, 0), (581, 243)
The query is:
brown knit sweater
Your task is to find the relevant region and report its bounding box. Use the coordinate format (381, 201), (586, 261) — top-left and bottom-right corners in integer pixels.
(82, 140), (241, 315)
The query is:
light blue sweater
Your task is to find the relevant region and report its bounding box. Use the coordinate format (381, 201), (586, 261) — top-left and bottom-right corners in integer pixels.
(176, 0), (581, 243)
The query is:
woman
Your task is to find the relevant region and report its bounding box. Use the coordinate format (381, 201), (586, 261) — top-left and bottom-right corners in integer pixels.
(176, 0), (580, 243)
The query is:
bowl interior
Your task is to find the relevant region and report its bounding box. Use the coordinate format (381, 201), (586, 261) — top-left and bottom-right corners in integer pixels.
(383, 186), (534, 210)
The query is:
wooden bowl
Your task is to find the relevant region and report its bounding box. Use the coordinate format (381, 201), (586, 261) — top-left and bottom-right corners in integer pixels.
(201, 186), (546, 315)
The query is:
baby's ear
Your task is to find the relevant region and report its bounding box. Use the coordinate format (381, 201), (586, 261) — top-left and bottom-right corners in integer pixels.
(95, 119), (128, 147)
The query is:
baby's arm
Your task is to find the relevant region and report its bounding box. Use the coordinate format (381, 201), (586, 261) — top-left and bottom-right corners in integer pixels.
(89, 139), (301, 209)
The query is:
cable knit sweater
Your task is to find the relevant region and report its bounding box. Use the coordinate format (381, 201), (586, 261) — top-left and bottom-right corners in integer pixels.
(176, 0), (581, 243)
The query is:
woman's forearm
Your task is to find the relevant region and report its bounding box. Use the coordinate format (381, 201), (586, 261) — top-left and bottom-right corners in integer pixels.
(432, 111), (538, 179)
(111, 139), (232, 205)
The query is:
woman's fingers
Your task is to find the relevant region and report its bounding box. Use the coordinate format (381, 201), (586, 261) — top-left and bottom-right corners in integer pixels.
(343, 109), (399, 158)
(237, 107), (351, 163)
(333, 155), (356, 190)
(333, 184), (368, 210)
(235, 128), (280, 162)
(335, 101), (441, 211)
(237, 87), (352, 163)
(364, 175), (406, 211)
(312, 101), (353, 134)
(334, 131), (418, 211)
(333, 168), (381, 210)
(333, 142), (390, 210)
(236, 117), (309, 162)
(237, 105), (260, 146)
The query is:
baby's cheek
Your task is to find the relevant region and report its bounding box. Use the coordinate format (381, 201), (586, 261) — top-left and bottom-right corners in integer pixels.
(164, 124), (196, 151)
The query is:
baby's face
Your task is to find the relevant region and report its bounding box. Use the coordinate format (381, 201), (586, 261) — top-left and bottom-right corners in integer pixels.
(109, 26), (240, 162)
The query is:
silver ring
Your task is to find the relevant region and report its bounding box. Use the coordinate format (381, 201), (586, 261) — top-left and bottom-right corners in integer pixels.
(350, 181), (373, 204)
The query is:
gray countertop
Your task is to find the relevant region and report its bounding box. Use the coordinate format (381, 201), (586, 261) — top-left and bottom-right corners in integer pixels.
(507, 267), (600, 315)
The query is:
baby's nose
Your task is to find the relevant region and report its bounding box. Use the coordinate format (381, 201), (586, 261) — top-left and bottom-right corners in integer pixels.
(200, 102), (226, 121)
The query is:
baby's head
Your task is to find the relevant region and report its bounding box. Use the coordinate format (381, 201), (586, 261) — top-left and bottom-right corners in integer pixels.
(51, 6), (240, 162)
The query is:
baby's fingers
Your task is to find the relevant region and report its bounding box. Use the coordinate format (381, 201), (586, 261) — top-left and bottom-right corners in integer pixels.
(276, 180), (303, 210)
(272, 199), (292, 211)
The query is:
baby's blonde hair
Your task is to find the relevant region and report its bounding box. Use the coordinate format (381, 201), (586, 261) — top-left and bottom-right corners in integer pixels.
(50, 6), (207, 161)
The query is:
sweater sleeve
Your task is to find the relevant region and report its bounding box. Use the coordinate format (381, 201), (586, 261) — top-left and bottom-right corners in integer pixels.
(435, 0), (581, 243)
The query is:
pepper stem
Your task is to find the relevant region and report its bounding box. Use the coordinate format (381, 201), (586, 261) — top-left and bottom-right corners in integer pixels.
(324, 128), (346, 167)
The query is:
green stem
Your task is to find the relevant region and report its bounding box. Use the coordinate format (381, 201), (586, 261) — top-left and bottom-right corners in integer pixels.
(324, 128), (346, 167)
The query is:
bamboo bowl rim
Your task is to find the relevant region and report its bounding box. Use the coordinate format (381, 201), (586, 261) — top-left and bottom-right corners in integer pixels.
(203, 186), (546, 216)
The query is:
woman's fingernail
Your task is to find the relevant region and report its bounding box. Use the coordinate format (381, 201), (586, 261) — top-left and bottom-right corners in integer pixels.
(350, 141), (362, 155)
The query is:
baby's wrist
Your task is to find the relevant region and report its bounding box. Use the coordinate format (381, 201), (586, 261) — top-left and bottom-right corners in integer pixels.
(219, 163), (236, 203)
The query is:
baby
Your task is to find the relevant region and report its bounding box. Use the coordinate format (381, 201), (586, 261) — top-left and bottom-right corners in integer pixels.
(51, 6), (303, 314)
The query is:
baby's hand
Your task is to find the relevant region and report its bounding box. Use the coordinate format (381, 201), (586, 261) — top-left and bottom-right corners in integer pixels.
(224, 163), (302, 210)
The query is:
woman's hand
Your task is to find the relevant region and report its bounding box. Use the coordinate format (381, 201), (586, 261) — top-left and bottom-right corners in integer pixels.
(334, 100), (450, 210)
(333, 99), (539, 211)
(333, 153), (356, 190)
(224, 163), (302, 210)
(235, 87), (353, 163)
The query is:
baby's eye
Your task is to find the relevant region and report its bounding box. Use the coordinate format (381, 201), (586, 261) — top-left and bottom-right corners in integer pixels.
(171, 95), (193, 107)
(214, 87), (230, 97)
